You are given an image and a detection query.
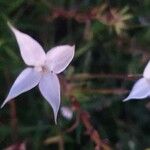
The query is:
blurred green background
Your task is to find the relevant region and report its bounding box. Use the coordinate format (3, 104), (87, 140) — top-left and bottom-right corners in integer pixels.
(0, 0), (150, 149)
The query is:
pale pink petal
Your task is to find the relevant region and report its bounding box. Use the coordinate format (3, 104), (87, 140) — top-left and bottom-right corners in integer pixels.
(39, 73), (60, 123)
(46, 45), (75, 74)
(143, 61), (150, 79)
(123, 78), (150, 101)
(1, 68), (41, 107)
(8, 22), (46, 66)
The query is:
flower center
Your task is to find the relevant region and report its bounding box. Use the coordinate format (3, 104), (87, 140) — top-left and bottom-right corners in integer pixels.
(34, 65), (53, 74)
(42, 66), (49, 74)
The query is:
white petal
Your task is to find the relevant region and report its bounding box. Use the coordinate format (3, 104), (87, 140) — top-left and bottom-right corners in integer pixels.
(61, 106), (73, 120)
(1, 68), (41, 107)
(39, 73), (60, 123)
(46, 45), (75, 74)
(123, 78), (150, 101)
(8, 22), (46, 66)
(143, 61), (150, 79)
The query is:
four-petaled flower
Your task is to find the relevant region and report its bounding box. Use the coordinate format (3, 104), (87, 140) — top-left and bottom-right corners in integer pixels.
(124, 61), (150, 101)
(1, 23), (75, 123)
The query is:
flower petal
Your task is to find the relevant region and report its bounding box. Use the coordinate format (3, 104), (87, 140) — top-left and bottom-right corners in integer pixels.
(39, 73), (60, 123)
(143, 61), (150, 79)
(1, 68), (41, 108)
(123, 78), (150, 101)
(46, 45), (75, 74)
(8, 22), (46, 66)
(61, 106), (73, 120)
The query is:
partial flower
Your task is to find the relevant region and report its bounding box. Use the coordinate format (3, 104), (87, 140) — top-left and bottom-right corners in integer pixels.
(124, 61), (150, 101)
(94, 5), (132, 35)
(61, 106), (73, 120)
(1, 22), (75, 123)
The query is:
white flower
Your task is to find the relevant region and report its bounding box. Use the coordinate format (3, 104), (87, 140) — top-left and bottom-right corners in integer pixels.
(124, 61), (150, 101)
(1, 23), (75, 123)
(61, 106), (73, 120)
